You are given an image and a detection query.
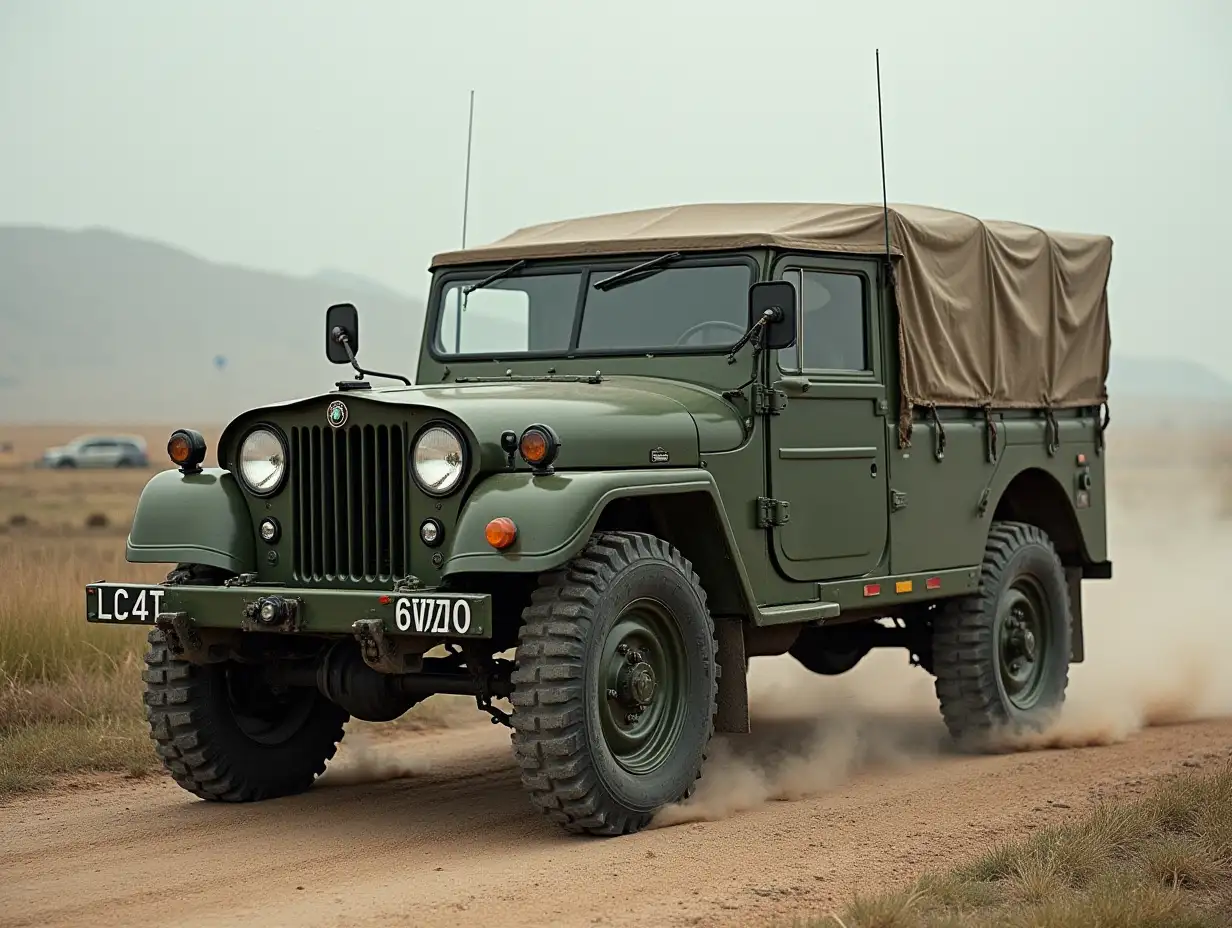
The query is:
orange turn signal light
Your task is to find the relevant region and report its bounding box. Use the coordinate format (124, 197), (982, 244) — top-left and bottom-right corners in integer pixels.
(168, 434), (192, 464)
(520, 429), (548, 464)
(485, 517), (518, 550)
(518, 423), (561, 475)
(166, 428), (207, 474)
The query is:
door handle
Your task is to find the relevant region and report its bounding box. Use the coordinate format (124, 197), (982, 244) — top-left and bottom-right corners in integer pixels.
(775, 377), (812, 395)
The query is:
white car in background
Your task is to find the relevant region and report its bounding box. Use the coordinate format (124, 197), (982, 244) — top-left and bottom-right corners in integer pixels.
(41, 434), (149, 468)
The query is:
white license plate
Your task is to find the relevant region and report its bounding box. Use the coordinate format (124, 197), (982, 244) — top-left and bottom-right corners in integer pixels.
(392, 595), (485, 636)
(86, 584), (166, 623)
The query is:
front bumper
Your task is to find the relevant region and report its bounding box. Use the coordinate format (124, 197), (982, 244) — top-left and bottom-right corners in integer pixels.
(84, 581), (493, 639)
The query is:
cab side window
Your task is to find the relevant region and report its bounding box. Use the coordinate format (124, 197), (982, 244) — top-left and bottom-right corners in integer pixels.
(778, 269), (869, 373)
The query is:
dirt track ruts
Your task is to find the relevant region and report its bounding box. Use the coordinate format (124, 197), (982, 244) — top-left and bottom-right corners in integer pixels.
(4, 712), (1231, 928)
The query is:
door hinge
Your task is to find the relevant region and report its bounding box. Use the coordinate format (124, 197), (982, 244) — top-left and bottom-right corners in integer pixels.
(890, 489), (908, 511)
(756, 497), (791, 528)
(752, 384), (788, 416)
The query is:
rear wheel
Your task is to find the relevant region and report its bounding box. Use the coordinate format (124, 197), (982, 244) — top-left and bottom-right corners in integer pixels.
(510, 532), (718, 835)
(143, 564), (349, 801)
(932, 521), (1071, 750)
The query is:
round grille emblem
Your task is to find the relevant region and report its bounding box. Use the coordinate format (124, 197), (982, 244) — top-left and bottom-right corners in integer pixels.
(326, 400), (348, 428)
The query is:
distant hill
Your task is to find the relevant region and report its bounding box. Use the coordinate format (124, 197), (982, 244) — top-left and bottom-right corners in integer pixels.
(313, 268), (413, 305)
(1106, 354), (1232, 425)
(0, 226), (425, 424)
(1, 224), (1229, 427)
(1107, 354), (1232, 401)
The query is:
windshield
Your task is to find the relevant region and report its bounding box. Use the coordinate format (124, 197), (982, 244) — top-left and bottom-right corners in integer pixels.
(432, 259), (754, 358)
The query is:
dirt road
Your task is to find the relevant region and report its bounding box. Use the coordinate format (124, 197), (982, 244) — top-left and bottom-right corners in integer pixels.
(2, 703), (1230, 928)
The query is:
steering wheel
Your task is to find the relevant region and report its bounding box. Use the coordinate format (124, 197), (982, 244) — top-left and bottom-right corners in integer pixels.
(672, 320), (747, 347)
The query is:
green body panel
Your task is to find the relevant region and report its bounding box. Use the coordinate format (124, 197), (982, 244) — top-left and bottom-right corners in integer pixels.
(126, 468), (257, 574)
(887, 412), (1108, 574)
(85, 581), (493, 638)
(444, 467), (756, 590)
(769, 381), (890, 580)
(217, 375), (749, 475)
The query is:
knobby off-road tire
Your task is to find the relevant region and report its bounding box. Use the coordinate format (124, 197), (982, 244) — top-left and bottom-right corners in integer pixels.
(932, 521), (1072, 750)
(143, 563), (349, 802)
(510, 531), (719, 836)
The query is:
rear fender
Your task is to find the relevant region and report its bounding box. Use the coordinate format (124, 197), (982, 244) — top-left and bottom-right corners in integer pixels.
(125, 468), (256, 574)
(442, 469), (754, 604)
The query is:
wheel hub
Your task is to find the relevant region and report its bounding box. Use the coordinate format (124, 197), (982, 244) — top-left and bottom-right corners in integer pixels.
(997, 583), (1049, 710)
(1021, 628), (1037, 661)
(617, 660), (657, 708)
(598, 599), (688, 776)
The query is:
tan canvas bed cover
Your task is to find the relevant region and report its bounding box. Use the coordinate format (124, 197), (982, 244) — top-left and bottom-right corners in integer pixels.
(431, 202), (1112, 436)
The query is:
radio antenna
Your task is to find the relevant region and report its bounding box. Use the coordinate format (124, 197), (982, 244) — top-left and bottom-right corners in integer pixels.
(455, 89), (476, 353)
(875, 50), (891, 264)
(461, 88), (475, 249)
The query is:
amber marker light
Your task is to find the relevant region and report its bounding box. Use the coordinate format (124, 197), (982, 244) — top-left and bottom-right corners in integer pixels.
(167, 429), (207, 475)
(518, 423), (561, 475)
(485, 517), (518, 550)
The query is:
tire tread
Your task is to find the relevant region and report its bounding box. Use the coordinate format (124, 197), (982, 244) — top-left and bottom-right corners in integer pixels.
(510, 531), (718, 836)
(932, 521), (1071, 748)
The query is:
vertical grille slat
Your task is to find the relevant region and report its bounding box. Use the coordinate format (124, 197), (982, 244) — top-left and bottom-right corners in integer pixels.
(292, 422), (404, 583)
(377, 427), (390, 578)
(318, 426), (332, 578)
(392, 424), (407, 579)
(335, 430), (348, 579)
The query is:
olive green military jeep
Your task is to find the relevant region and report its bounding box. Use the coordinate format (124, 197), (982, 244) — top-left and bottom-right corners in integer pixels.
(87, 203), (1113, 835)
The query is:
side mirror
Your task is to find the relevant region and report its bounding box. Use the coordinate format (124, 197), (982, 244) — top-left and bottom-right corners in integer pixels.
(326, 303), (359, 364)
(748, 280), (797, 351)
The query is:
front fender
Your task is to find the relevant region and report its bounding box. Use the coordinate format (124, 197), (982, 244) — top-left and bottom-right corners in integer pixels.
(443, 468), (741, 578)
(125, 468), (256, 574)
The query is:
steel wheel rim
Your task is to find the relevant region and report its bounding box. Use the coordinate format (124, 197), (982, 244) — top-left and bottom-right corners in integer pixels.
(996, 576), (1050, 711)
(598, 597), (688, 775)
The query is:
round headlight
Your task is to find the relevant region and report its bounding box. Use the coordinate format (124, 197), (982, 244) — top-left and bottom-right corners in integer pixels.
(238, 428), (287, 496)
(411, 425), (465, 496)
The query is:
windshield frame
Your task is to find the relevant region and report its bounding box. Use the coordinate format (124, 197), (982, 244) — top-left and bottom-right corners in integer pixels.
(425, 251), (762, 363)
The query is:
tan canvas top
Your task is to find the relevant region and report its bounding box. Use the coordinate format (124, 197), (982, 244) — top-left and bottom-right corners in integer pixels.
(430, 203), (1113, 429)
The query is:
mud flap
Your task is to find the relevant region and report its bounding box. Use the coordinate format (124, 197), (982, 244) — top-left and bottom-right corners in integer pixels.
(1066, 566), (1085, 663)
(714, 618), (749, 734)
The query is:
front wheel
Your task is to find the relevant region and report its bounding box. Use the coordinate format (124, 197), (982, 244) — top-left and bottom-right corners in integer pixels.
(510, 531), (718, 835)
(143, 564), (349, 801)
(932, 521), (1071, 750)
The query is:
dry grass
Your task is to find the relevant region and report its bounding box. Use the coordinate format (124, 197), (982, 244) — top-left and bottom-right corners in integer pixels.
(0, 534), (163, 795)
(786, 762), (1232, 928)
(0, 432), (473, 796)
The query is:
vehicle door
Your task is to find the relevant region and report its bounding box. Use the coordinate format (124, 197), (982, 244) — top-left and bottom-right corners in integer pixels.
(78, 439), (118, 467)
(116, 440), (144, 465)
(765, 257), (889, 583)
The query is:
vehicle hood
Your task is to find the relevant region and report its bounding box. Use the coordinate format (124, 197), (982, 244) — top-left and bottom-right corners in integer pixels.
(218, 375), (748, 472)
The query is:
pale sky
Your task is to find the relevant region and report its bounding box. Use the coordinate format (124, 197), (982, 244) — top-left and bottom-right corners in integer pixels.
(2, 0), (1229, 375)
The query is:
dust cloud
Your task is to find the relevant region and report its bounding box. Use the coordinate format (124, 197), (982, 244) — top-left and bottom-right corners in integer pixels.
(317, 723), (432, 787)
(994, 454), (1232, 750)
(652, 442), (1232, 827)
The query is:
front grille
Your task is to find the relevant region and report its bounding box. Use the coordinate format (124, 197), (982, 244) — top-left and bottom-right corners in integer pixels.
(289, 424), (408, 583)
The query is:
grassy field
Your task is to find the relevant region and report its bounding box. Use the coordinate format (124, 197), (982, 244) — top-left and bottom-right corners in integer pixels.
(0, 532), (164, 795)
(806, 761), (1232, 928)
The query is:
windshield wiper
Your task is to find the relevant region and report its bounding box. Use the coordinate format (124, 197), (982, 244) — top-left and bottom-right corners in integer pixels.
(463, 259), (527, 295)
(592, 252), (683, 292)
